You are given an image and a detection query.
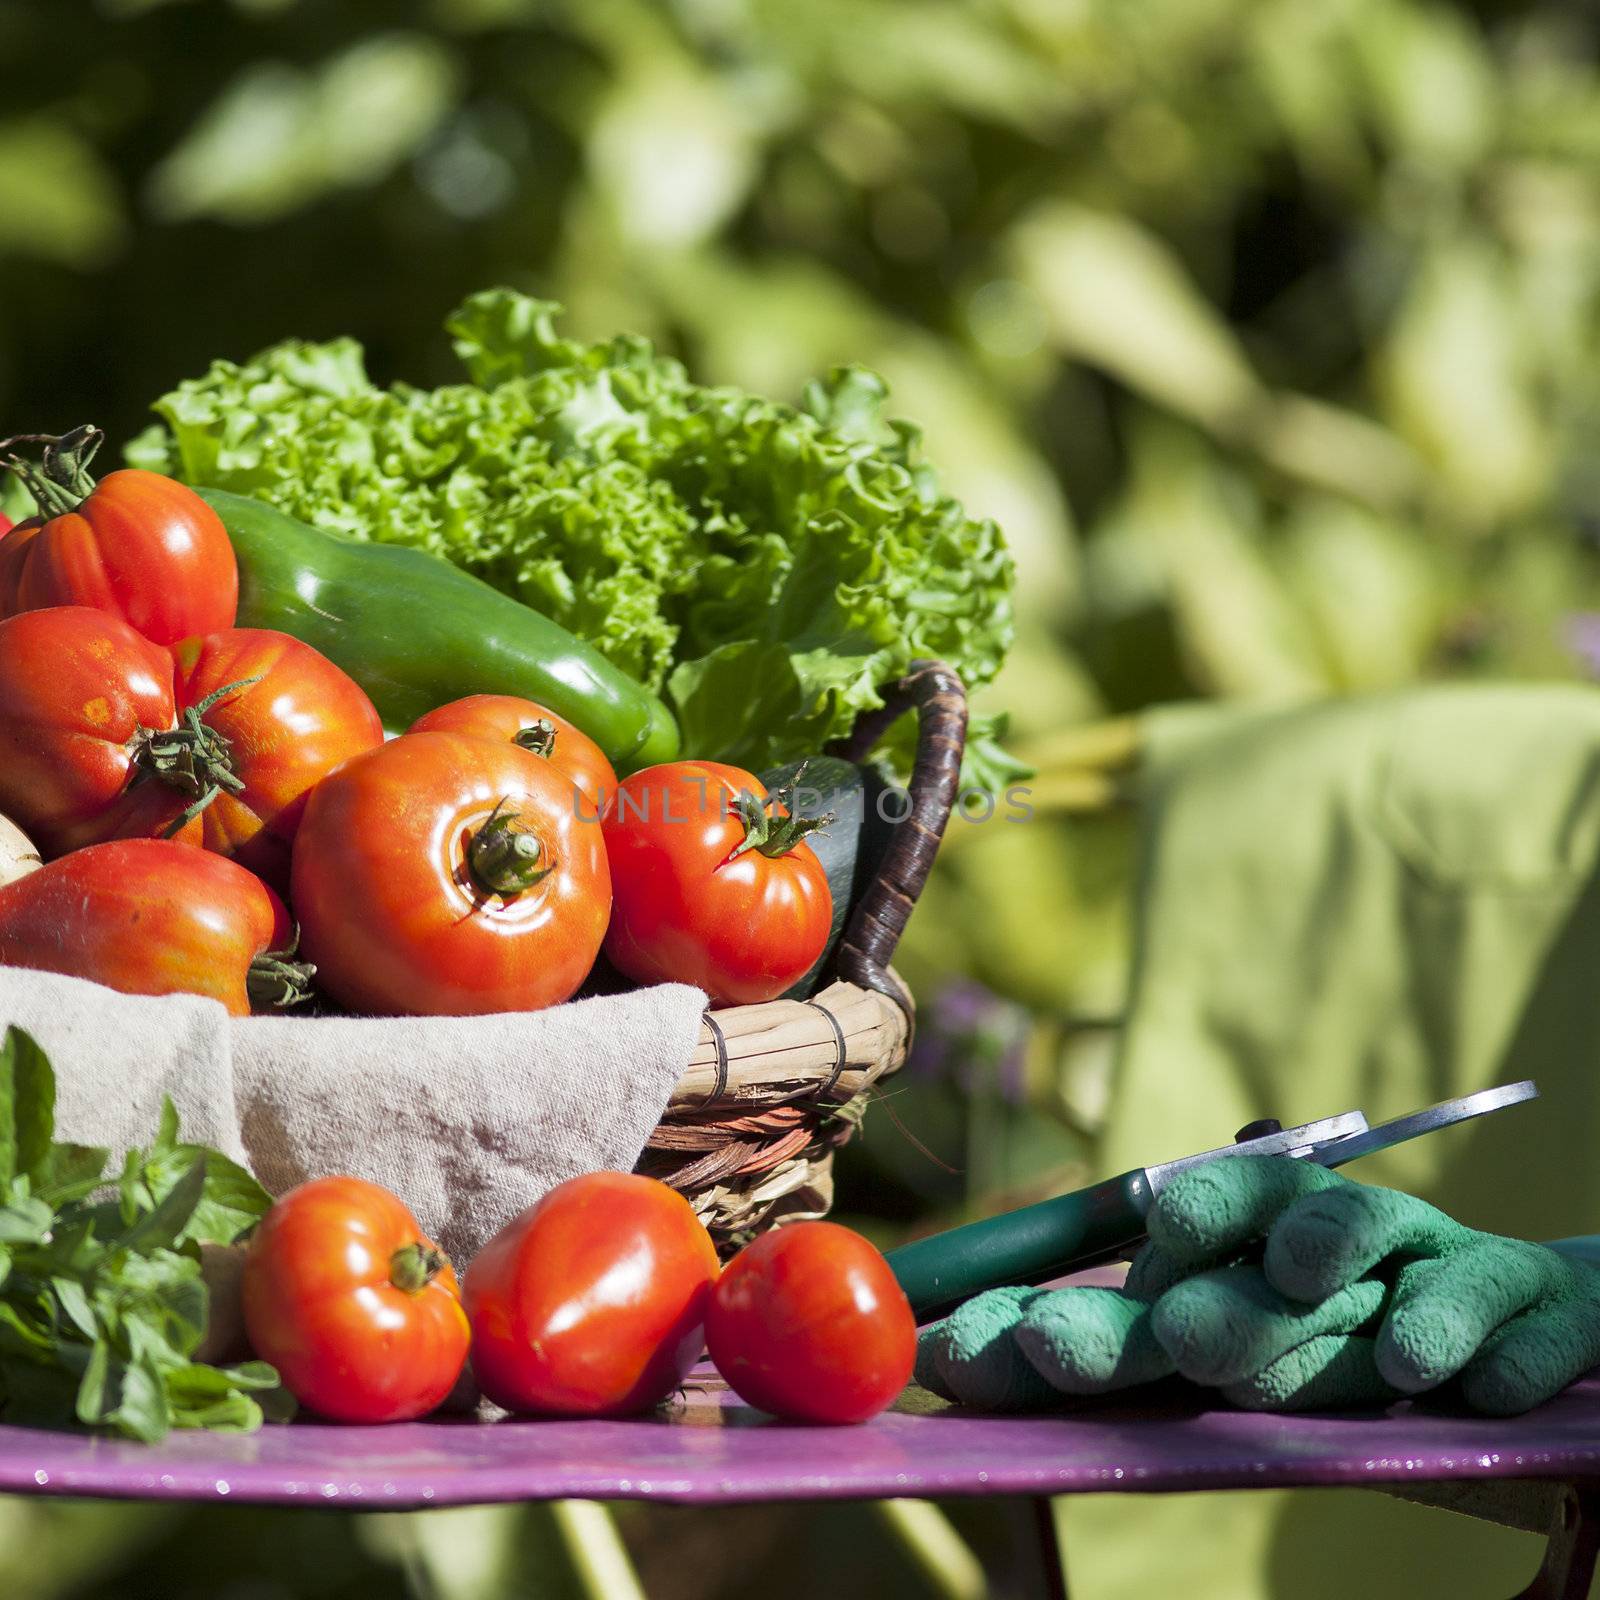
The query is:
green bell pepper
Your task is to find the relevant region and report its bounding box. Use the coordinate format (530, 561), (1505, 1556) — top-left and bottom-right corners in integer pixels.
(198, 488), (680, 772)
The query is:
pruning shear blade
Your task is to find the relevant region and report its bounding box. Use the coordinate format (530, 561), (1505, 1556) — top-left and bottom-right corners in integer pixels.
(1300, 1079), (1539, 1172)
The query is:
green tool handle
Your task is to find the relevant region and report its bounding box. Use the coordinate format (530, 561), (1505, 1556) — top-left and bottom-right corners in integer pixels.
(886, 1170), (1153, 1322)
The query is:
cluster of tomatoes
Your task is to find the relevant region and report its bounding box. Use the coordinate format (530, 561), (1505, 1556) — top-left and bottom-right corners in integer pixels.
(0, 442), (907, 1426)
(0, 447), (835, 1016)
(245, 1168), (917, 1427)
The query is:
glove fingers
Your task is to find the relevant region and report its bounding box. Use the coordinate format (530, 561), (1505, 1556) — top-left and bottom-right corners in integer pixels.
(1149, 1156), (1343, 1265)
(1151, 1263), (1387, 1387)
(1124, 1240), (1203, 1302)
(1265, 1184), (1460, 1303)
(1377, 1240), (1576, 1393)
(1222, 1334), (1399, 1412)
(920, 1286), (1060, 1412)
(1014, 1288), (1176, 1395)
(914, 1324), (958, 1400)
(1459, 1294), (1600, 1416)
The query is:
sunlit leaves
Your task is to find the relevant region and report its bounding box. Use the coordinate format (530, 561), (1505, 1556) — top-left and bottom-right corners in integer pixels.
(1013, 204), (1262, 433)
(1381, 243), (1549, 524)
(147, 35), (460, 223)
(0, 120), (125, 266)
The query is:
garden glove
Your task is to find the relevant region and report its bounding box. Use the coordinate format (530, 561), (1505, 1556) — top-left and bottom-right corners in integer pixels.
(912, 1215), (1229, 1411)
(917, 1156), (1600, 1415)
(1239, 1162), (1600, 1415)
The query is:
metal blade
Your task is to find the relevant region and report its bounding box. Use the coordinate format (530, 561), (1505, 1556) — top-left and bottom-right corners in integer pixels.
(1304, 1080), (1539, 1172)
(1146, 1110), (1368, 1195)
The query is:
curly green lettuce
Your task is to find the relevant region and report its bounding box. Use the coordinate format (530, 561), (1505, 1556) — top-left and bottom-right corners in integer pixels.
(132, 290), (1016, 778)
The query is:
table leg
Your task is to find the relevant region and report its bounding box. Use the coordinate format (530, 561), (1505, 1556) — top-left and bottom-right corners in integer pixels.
(1378, 1480), (1600, 1600)
(1512, 1485), (1600, 1600)
(1002, 1497), (1067, 1600)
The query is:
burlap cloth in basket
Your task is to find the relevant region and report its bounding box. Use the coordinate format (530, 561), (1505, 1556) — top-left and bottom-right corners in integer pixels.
(0, 966), (708, 1266)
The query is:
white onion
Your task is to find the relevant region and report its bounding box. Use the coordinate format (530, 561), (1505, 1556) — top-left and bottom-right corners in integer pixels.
(0, 814), (41, 889)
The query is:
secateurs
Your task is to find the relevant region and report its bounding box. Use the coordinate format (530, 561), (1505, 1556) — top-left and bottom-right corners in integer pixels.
(887, 1081), (1539, 1321)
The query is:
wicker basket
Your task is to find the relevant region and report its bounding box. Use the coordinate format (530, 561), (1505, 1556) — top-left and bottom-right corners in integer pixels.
(634, 659), (968, 1249)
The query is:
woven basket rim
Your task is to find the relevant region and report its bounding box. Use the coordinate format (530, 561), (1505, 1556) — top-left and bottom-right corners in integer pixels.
(639, 974), (912, 1243)
(663, 974), (911, 1115)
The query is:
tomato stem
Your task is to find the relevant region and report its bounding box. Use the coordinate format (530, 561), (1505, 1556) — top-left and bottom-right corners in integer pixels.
(512, 719), (558, 759)
(0, 425), (103, 520)
(131, 675), (261, 828)
(466, 797), (553, 895)
(389, 1241), (450, 1295)
(246, 933), (317, 1009)
(729, 764), (835, 860)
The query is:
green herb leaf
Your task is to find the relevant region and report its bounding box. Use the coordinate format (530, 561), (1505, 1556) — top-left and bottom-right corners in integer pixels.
(76, 1341), (171, 1443)
(0, 1026), (56, 1189)
(117, 1160), (206, 1254)
(132, 1099), (273, 1247)
(0, 1035), (285, 1442)
(51, 1277), (98, 1343)
(153, 1097), (181, 1151)
(32, 1143), (110, 1208)
(0, 1300), (58, 1361)
(0, 1195), (53, 1246)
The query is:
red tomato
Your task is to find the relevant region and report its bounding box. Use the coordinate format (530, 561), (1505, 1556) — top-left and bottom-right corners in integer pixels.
(409, 694), (616, 817)
(0, 508), (11, 536)
(0, 606), (200, 855)
(0, 427), (236, 645)
(602, 760), (832, 1006)
(0, 838), (296, 1016)
(705, 1222), (916, 1424)
(242, 1176), (470, 1424)
(292, 730), (611, 1016)
(171, 628), (384, 891)
(464, 1172), (720, 1417)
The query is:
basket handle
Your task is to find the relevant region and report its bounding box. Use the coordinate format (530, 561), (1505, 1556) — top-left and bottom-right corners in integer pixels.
(828, 659), (968, 1011)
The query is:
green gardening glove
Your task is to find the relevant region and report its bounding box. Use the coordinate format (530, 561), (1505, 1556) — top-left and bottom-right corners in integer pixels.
(915, 1157), (1393, 1411)
(917, 1156), (1600, 1415)
(1240, 1163), (1600, 1415)
(912, 1217), (1253, 1412)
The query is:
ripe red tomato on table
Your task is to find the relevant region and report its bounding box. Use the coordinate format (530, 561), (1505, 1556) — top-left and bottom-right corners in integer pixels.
(0, 426), (237, 645)
(410, 693), (616, 817)
(291, 730), (611, 1016)
(0, 838), (300, 1016)
(706, 1221), (916, 1424)
(602, 760), (832, 1006)
(171, 628), (384, 891)
(464, 1172), (720, 1417)
(0, 606), (202, 855)
(242, 1176), (470, 1424)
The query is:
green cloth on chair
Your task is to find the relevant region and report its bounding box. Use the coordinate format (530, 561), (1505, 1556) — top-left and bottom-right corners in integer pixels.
(1059, 683), (1600, 1600)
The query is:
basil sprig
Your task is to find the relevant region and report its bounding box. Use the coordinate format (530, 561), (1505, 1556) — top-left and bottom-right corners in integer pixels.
(0, 1025), (290, 1441)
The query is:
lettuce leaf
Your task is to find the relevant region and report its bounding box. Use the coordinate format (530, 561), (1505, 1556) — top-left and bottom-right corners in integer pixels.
(132, 289), (1015, 776)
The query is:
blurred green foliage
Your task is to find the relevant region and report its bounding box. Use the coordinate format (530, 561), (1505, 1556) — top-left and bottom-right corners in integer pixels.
(5, 0), (1600, 1326)
(3, 0), (1600, 1590)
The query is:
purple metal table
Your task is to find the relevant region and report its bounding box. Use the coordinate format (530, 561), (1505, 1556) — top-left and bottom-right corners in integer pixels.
(3, 1374), (1599, 1599)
